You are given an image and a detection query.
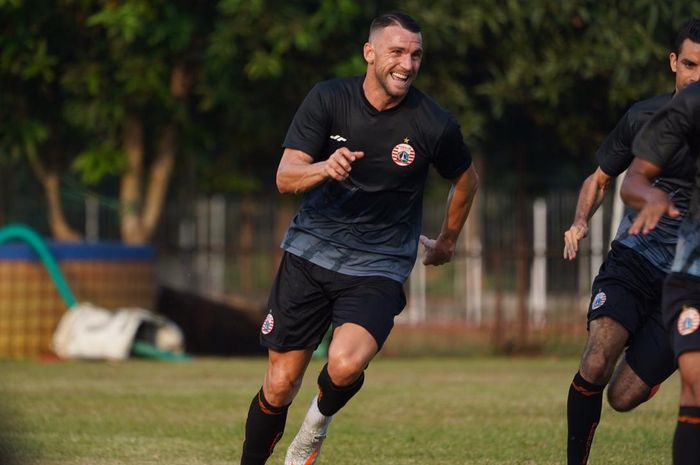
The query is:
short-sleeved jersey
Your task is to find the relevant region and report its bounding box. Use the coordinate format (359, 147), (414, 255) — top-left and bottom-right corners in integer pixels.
(600, 93), (694, 272)
(281, 76), (472, 283)
(633, 81), (700, 276)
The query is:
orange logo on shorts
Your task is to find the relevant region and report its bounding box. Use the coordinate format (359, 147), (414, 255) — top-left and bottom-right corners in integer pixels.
(677, 306), (700, 336)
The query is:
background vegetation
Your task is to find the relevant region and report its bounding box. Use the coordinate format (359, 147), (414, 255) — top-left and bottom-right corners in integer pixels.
(3, 0), (700, 241)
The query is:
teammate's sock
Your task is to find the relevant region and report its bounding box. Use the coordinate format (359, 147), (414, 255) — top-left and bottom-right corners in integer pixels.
(672, 406), (700, 465)
(567, 371), (605, 465)
(316, 363), (365, 416)
(241, 388), (289, 465)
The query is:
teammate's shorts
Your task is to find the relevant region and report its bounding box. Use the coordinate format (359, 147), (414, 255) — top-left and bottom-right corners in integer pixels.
(587, 242), (676, 386)
(662, 272), (700, 358)
(260, 251), (406, 352)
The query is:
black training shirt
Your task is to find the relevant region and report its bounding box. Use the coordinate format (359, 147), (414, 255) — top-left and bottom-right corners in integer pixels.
(281, 76), (472, 282)
(633, 81), (700, 276)
(600, 93), (694, 272)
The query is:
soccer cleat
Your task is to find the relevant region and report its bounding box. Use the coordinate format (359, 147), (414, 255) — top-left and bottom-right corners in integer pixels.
(284, 395), (333, 465)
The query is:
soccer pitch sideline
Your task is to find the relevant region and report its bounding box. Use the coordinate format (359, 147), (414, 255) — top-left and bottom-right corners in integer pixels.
(0, 356), (677, 465)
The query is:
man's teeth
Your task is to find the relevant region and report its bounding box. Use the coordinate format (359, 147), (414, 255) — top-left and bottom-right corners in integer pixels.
(392, 72), (409, 81)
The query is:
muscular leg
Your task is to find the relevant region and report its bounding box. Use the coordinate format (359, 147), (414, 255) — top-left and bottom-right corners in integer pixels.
(606, 360), (655, 412)
(678, 351), (700, 406)
(263, 349), (314, 406)
(673, 351), (700, 465)
(315, 323), (378, 415)
(568, 316), (629, 465)
(327, 323), (377, 385)
(579, 317), (629, 384)
(284, 323), (379, 465)
(241, 349), (313, 465)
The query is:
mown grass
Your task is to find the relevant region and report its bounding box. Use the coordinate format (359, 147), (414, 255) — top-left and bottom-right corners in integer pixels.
(0, 356), (678, 464)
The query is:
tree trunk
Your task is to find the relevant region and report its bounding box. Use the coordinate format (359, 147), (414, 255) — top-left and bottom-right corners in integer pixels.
(141, 123), (177, 240)
(27, 154), (82, 241)
(120, 116), (146, 244)
(119, 63), (189, 244)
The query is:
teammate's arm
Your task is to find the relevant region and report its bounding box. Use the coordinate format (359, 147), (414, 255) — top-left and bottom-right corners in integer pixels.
(420, 164), (479, 266)
(620, 158), (680, 235)
(563, 167), (613, 260)
(276, 147), (365, 194)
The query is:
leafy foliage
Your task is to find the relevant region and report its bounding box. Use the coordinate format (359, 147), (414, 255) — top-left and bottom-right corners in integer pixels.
(2, 0), (700, 201)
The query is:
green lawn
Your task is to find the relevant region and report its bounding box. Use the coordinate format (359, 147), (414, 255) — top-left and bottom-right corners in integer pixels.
(0, 356), (678, 465)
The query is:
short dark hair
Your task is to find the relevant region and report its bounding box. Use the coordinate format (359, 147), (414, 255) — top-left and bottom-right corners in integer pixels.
(674, 18), (700, 54)
(369, 12), (421, 38)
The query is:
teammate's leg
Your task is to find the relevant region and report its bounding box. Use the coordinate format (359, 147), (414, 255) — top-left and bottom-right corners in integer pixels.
(241, 348), (313, 465)
(606, 361), (657, 411)
(663, 272), (700, 465)
(606, 310), (676, 412)
(285, 323), (377, 465)
(674, 351), (700, 465)
(567, 316), (628, 465)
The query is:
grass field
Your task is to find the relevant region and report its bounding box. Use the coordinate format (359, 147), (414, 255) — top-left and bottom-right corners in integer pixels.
(0, 356), (678, 465)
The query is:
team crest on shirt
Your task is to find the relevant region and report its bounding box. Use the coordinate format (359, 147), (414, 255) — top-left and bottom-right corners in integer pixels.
(391, 138), (416, 166)
(677, 306), (700, 336)
(591, 291), (607, 310)
(261, 311), (275, 335)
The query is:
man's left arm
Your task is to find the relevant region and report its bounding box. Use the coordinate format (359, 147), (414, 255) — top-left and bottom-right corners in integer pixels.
(420, 164), (479, 266)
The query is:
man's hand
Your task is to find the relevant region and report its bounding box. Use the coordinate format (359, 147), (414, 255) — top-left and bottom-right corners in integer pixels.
(563, 221), (589, 260)
(419, 235), (455, 266)
(628, 189), (680, 235)
(324, 148), (364, 182)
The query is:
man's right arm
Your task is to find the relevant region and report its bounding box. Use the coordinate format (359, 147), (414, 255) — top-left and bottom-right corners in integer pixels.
(276, 147), (365, 194)
(621, 157), (679, 236)
(563, 167), (613, 260)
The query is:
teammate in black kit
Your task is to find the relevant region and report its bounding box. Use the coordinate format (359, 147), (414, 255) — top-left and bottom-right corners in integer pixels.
(622, 75), (700, 465)
(563, 19), (700, 465)
(239, 12), (479, 465)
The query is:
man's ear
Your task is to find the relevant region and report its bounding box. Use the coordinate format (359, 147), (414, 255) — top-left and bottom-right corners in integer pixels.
(670, 52), (678, 73)
(363, 42), (374, 64)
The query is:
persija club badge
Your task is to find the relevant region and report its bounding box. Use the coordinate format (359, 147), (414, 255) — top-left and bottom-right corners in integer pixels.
(677, 306), (700, 336)
(591, 291), (606, 310)
(261, 312), (275, 335)
(391, 139), (415, 166)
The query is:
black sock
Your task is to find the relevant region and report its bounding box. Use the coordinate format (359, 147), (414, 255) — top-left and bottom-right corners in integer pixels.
(316, 363), (365, 416)
(240, 388), (289, 465)
(673, 406), (700, 465)
(567, 372), (605, 465)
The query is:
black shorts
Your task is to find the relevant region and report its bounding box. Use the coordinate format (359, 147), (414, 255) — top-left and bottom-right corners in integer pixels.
(260, 252), (406, 351)
(662, 272), (700, 358)
(587, 242), (676, 386)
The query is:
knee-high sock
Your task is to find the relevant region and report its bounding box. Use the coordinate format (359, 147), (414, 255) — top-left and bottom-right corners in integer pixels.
(567, 372), (605, 465)
(240, 388), (289, 465)
(673, 406), (700, 465)
(316, 363), (365, 417)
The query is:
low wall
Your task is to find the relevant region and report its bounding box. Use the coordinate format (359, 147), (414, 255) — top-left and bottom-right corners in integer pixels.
(0, 242), (155, 358)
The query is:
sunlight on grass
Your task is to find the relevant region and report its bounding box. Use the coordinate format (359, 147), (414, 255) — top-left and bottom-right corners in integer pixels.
(0, 356), (678, 465)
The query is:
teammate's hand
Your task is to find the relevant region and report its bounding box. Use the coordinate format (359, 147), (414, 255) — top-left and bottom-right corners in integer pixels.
(563, 222), (588, 260)
(628, 190), (679, 235)
(324, 147), (364, 182)
(420, 235), (455, 266)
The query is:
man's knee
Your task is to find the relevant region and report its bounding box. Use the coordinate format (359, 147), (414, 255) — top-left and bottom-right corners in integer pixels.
(680, 379), (700, 405)
(327, 352), (366, 386)
(580, 350), (616, 385)
(264, 369), (304, 406)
